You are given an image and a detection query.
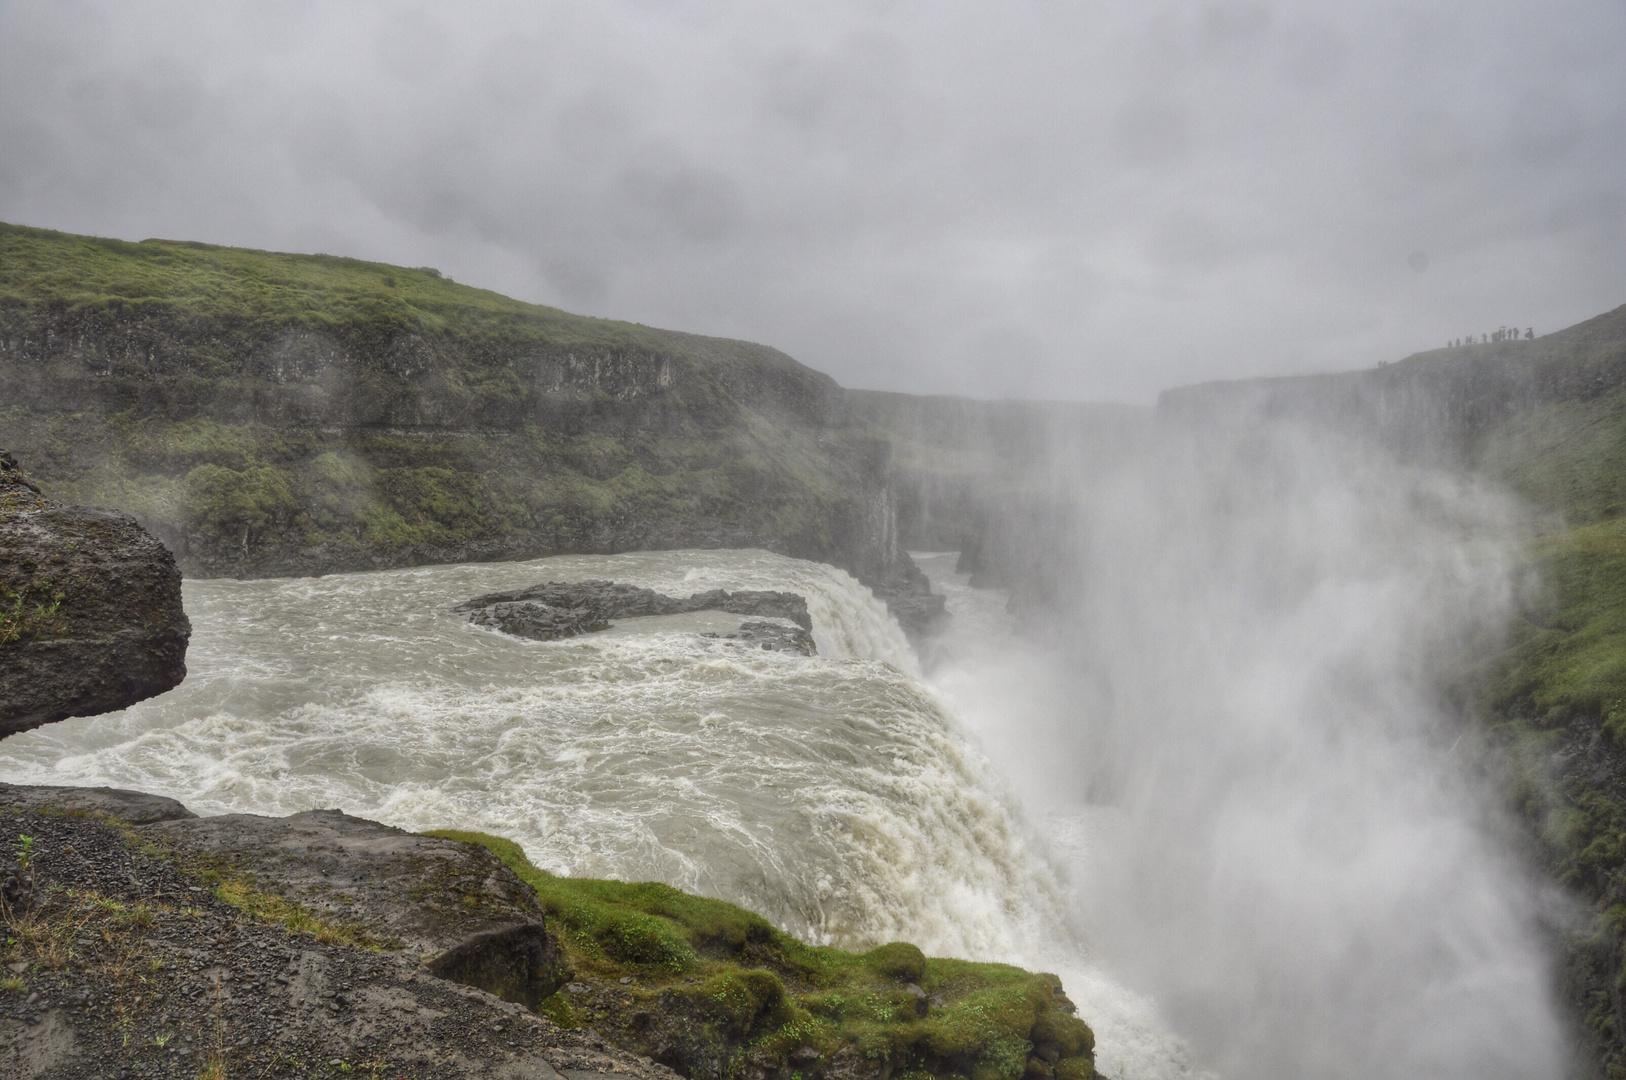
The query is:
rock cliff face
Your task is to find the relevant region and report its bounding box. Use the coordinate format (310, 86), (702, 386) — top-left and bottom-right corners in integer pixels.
(845, 390), (1149, 553)
(0, 449), (189, 736)
(0, 224), (920, 612)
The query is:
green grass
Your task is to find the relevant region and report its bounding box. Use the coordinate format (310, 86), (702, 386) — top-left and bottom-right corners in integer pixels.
(0, 580), (65, 648)
(427, 830), (1094, 1080)
(1473, 513), (1626, 1073)
(1485, 520), (1626, 739)
(0, 222), (665, 353)
(1470, 384), (1626, 530)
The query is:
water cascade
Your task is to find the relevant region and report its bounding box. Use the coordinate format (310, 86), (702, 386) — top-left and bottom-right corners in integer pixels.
(0, 547), (1196, 1079)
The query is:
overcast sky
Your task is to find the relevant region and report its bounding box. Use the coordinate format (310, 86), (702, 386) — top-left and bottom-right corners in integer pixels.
(1, 1), (1622, 402)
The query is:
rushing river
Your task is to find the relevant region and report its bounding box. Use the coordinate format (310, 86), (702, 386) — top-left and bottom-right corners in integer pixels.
(0, 547), (1198, 1080)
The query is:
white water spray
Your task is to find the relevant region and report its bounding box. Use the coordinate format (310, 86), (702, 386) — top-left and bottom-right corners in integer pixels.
(923, 416), (1567, 1079)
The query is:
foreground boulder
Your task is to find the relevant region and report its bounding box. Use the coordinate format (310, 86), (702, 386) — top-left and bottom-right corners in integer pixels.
(0, 450), (190, 736)
(0, 784), (657, 1080)
(0, 784), (1096, 1080)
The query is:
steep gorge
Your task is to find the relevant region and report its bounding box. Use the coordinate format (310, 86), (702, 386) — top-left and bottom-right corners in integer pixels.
(0, 223), (922, 618)
(922, 303), (1626, 1077)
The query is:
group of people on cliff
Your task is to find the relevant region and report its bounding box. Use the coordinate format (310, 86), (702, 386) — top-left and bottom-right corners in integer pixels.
(1449, 327), (1533, 348)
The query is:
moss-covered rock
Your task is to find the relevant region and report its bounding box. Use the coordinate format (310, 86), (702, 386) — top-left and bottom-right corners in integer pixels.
(429, 830), (1094, 1080)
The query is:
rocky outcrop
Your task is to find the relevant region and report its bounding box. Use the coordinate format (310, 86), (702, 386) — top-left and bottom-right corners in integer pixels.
(865, 560), (949, 643)
(0, 782), (194, 824)
(145, 808), (573, 1008)
(0, 450), (190, 737)
(700, 620), (816, 656)
(0, 783), (676, 1080)
(0, 783), (1097, 1080)
(457, 580), (813, 647)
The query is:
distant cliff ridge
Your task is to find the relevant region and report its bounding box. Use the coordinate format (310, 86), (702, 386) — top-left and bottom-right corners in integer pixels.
(0, 223), (921, 612)
(845, 390), (1150, 552)
(1157, 303), (1626, 465)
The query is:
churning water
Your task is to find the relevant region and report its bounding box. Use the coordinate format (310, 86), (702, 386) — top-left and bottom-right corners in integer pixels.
(0, 547), (1198, 1080)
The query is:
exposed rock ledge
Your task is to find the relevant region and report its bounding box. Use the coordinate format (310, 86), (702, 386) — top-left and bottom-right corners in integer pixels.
(0, 451), (190, 737)
(0, 782), (676, 1080)
(457, 581), (816, 654)
(0, 784), (1099, 1080)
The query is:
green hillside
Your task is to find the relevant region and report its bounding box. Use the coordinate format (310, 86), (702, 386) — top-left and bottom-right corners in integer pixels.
(0, 223), (898, 582)
(1462, 321), (1626, 1077)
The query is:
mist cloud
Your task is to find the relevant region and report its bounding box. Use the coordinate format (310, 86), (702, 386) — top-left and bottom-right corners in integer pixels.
(1, 0), (1621, 401)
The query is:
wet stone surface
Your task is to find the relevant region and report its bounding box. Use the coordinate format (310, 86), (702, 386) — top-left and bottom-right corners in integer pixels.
(457, 580), (814, 648)
(700, 620), (816, 655)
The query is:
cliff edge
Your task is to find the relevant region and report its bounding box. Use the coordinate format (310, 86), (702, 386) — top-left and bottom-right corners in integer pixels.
(0, 783), (1095, 1080)
(0, 449), (189, 736)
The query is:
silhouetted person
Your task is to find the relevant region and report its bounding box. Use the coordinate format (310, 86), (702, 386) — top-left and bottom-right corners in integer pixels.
(1525, 328), (1534, 339)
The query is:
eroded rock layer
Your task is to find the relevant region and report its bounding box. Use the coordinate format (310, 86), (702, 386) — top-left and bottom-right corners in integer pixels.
(0, 450), (190, 737)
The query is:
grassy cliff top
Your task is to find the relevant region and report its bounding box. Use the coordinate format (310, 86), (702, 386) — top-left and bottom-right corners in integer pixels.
(1159, 304), (1626, 408)
(0, 221), (642, 347)
(0, 222), (833, 401)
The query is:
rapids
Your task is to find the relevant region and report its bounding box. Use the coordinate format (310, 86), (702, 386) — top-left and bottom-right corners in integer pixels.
(0, 547), (1198, 1080)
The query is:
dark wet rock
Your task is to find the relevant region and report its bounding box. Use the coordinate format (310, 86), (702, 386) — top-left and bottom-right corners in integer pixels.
(701, 620), (816, 655)
(868, 556), (948, 643)
(457, 580), (812, 641)
(684, 589), (813, 629)
(468, 601), (610, 641)
(426, 923), (569, 1013)
(0, 450), (190, 737)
